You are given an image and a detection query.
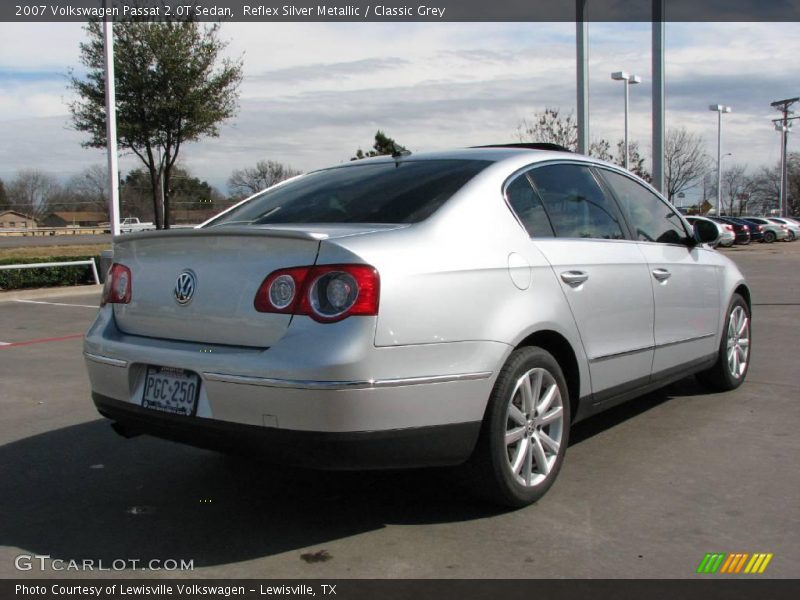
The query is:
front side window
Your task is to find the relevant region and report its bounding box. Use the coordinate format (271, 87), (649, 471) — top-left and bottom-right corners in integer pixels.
(527, 164), (625, 240)
(600, 169), (690, 244)
(207, 159), (491, 226)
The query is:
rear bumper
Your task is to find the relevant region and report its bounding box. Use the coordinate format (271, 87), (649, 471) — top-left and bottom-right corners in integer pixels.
(93, 393), (481, 469)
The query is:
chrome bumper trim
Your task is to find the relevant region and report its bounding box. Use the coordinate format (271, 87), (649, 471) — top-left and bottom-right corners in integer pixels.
(201, 371), (493, 390)
(84, 352), (129, 368)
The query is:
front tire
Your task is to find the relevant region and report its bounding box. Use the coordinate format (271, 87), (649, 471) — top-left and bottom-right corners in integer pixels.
(470, 347), (570, 507)
(697, 294), (751, 391)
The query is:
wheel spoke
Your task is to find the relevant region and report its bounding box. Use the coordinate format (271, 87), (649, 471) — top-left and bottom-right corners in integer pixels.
(508, 404), (526, 426)
(731, 347), (740, 375)
(524, 439), (533, 486)
(505, 426), (526, 446)
(532, 437), (549, 476)
(539, 405), (563, 426)
(510, 438), (528, 475)
(539, 431), (560, 454)
(737, 314), (748, 337)
(519, 374), (534, 415)
(537, 384), (557, 415)
(736, 345), (747, 366)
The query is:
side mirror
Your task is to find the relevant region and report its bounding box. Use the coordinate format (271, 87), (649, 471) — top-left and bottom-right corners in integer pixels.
(692, 220), (720, 247)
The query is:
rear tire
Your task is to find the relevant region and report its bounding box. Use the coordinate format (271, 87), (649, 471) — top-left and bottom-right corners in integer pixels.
(697, 294), (751, 391)
(469, 347), (570, 508)
(764, 230), (776, 243)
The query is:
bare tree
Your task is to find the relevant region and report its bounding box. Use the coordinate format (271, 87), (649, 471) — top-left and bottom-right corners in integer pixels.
(516, 108), (649, 179)
(664, 127), (710, 204)
(787, 152), (800, 216)
(517, 108), (578, 149)
(7, 169), (62, 220)
(228, 160), (302, 198)
(0, 178), (9, 211)
(747, 165), (780, 215)
(720, 164), (751, 216)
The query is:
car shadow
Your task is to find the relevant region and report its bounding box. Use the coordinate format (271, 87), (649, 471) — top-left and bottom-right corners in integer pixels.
(0, 418), (500, 569)
(570, 375), (707, 445)
(0, 376), (704, 569)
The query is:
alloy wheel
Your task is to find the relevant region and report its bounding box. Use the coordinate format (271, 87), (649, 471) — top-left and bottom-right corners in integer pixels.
(504, 368), (564, 487)
(726, 305), (750, 379)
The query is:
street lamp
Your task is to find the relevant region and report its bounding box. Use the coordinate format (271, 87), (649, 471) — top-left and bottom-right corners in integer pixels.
(611, 71), (641, 169)
(709, 104), (732, 214)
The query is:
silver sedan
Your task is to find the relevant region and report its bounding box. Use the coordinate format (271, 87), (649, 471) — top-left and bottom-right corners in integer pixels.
(85, 145), (751, 507)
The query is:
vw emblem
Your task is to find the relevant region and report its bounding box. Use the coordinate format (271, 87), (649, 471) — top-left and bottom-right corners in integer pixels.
(174, 270), (196, 305)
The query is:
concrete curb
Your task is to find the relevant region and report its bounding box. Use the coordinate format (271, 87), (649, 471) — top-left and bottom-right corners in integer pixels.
(0, 284), (103, 302)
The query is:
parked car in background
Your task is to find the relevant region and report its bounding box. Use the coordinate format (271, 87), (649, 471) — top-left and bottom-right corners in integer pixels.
(725, 216), (763, 243)
(85, 144), (750, 508)
(767, 217), (800, 241)
(709, 216), (750, 245)
(741, 217), (789, 243)
(685, 216), (735, 248)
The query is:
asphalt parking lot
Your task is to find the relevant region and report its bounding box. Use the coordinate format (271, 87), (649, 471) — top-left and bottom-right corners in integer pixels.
(0, 242), (798, 579)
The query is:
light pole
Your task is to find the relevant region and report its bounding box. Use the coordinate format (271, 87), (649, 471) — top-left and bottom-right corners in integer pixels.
(709, 104), (732, 215)
(611, 71), (641, 169)
(719, 152), (732, 214)
(771, 98), (799, 218)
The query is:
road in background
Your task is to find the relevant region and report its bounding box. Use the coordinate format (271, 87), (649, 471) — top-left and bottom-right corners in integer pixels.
(0, 243), (797, 579)
(0, 234), (112, 249)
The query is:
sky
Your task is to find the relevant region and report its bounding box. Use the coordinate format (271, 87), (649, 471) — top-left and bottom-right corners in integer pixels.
(0, 21), (798, 202)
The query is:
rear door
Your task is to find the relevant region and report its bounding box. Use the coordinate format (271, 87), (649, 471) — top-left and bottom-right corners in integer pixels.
(597, 169), (721, 376)
(520, 163), (655, 397)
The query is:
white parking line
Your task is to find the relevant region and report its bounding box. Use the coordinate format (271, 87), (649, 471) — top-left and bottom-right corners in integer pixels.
(0, 341), (10, 346)
(13, 299), (98, 309)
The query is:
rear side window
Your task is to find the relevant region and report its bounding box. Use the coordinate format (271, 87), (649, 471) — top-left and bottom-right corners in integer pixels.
(208, 159), (491, 226)
(505, 175), (555, 237)
(528, 164), (625, 240)
(599, 169), (689, 244)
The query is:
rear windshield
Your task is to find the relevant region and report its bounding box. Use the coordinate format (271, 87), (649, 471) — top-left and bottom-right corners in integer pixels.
(207, 159), (491, 226)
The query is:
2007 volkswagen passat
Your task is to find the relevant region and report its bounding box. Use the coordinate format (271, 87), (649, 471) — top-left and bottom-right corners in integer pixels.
(84, 145), (751, 507)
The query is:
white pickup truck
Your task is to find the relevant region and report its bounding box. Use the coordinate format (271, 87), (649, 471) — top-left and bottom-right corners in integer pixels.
(119, 217), (155, 233)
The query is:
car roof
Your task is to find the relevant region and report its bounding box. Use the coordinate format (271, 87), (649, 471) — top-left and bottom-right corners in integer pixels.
(326, 145), (627, 178)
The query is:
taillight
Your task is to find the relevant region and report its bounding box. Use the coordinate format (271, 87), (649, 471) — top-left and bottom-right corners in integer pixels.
(725, 225), (734, 231)
(101, 263), (132, 306)
(254, 264), (379, 323)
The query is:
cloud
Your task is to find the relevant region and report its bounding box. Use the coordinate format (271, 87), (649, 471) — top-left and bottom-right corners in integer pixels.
(0, 21), (796, 193)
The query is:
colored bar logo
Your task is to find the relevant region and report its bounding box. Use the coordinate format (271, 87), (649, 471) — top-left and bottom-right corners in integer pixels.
(696, 552), (773, 574)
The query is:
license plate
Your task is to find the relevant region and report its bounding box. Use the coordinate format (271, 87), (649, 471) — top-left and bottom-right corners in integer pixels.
(141, 366), (200, 416)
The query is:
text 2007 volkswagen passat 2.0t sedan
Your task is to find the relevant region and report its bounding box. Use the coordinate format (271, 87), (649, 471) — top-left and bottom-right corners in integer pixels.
(84, 144), (751, 507)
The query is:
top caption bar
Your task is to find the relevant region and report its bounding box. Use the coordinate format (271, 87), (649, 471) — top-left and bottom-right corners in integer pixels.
(4, 0), (800, 22)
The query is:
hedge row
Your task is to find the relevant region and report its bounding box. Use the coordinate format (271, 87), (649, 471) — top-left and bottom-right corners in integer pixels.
(0, 255), (103, 291)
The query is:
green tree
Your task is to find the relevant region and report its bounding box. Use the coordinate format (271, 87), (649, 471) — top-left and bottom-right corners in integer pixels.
(121, 166), (222, 218)
(69, 20), (242, 229)
(0, 178), (9, 211)
(351, 131), (408, 160)
(228, 160), (303, 198)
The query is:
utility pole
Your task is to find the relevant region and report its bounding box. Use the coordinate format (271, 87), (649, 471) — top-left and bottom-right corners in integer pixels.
(771, 97), (798, 218)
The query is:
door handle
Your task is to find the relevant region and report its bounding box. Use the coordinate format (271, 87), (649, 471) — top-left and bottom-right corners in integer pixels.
(652, 268), (671, 281)
(560, 270), (589, 286)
